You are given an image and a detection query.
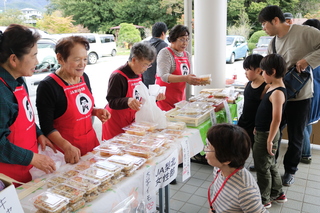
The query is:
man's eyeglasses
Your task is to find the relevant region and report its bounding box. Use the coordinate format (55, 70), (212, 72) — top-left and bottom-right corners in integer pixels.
(203, 145), (215, 152)
(177, 38), (189, 43)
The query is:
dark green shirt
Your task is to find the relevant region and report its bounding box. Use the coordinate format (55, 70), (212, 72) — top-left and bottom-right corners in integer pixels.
(0, 67), (41, 166)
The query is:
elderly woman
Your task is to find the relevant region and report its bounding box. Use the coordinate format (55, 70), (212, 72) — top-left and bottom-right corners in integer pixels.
(0, 24), (56, 185)
(102, 41), (164, 140)
(36, 36), (110, 164)
(205, 124), (268, 213)
(156, 25), (202, 111)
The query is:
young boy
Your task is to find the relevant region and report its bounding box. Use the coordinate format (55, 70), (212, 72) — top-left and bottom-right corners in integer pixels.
(238, 54), (270, 171)
(254, 54), (287, 208)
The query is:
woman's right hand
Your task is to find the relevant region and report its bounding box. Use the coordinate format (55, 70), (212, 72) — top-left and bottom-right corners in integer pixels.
(62, 143), (81, 164)
(30, 153), (56, 174)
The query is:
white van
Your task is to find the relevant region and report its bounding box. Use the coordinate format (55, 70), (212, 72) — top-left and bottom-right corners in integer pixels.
(52, 33), (117, 64)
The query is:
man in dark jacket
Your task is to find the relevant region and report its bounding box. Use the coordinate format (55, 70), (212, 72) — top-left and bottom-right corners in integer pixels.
(142, 22), (168, 88)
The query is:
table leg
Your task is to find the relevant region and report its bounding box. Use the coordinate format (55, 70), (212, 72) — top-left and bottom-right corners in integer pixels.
(165, 185), (170, 212)
(159, 188), (164, 213)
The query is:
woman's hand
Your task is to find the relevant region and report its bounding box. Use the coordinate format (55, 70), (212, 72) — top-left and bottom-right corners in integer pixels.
(186, 74), (201, 85)
(93, 108), (111, 123)
(156, 93), (166, 101)
(62, 143), (81, 164)
(30, 153), (56, 174)
(37, 135), (57, 153)
(128, 98), (141, 111)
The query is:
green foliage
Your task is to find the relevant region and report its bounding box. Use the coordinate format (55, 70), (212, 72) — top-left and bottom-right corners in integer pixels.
(248, 42), (257, 52)
(248, 30), (268, 43)
(0, 9), (26, 26)
(227, 10), (251, 39)
(117, 23), (141, 49)
(51, 0), (181, 33)
(36, 11), (78, 34)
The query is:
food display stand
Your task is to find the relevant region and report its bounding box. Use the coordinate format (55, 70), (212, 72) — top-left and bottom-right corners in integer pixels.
(18, 128), (203, 213)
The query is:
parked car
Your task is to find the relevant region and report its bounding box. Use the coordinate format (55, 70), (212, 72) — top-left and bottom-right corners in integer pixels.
(52, 33), (117, 64)
(226, 35), (249, 64)
(252, 36), (274, 56)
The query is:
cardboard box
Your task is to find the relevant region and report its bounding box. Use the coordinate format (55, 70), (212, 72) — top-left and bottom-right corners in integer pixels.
(281, 121), (320, 145)
(0, 179), (24, 213)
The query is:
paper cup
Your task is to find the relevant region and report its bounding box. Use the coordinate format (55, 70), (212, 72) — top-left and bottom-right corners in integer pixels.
(149, 84), (160, 96)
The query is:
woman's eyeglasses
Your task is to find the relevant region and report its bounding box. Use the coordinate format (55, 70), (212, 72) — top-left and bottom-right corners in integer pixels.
(177, 38), (189, 43)
(203, 145), (215, 152)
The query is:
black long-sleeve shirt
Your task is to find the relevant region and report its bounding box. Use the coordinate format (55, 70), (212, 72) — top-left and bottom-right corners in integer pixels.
(36, 72), (92, 136)
(107, 62), (140, 109)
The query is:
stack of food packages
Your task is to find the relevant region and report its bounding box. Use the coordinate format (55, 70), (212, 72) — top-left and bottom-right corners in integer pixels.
(189, 88), (239, 111)
(31, 121), (186, 213)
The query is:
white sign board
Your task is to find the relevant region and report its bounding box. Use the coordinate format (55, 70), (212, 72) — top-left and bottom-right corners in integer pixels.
(154, 149), (178, 189)
(0, 180), (24, 213)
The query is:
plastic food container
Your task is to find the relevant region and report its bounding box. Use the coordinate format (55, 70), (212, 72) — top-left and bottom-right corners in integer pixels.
(113, 133), (142, 143)
(67, 175), (101, 194)
(122, 154), (147, 169)
(98, 182), (112, 193)
(61, 170), (80, 178)
(81, 167), (113, 185)
(122, 125), (147, 136)
(132, 121), (158, 132)
(49, 183), (85, 203)
(107, 155), (135, 171)
(111, 172), (125, 185)
(123, 144), (154, 159)
(47, 175), (67, 188)
(94, 143), (124, 157)
(69, 198), (85, 212)
(74, 161), (92, 171)
(83, 190), (100, 203)
(166, 121), (186, 130)
(93, 159), (123, 176)
(161, 129), (185, 138)
(32, 191), (69, 213)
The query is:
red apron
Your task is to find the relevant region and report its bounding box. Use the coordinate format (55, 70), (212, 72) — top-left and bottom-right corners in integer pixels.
(156, 47), (190, 111)
(50, 73), (99, 156)
(102, 70), (141, 140)
(0, 77), (38, 184)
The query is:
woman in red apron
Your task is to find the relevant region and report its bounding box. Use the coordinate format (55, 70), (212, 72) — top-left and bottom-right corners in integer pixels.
(156, 25), (202, 111)
(36, 36), (110, 164)
(0, 24), (56, 185)
(102, 42), (161, 140)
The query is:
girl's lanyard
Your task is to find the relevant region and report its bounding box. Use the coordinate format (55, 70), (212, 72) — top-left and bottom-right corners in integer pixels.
(207, 167), (241, 213)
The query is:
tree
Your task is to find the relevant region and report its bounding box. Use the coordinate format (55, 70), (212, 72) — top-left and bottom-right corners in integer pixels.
(0, 9), (26, 26)
(49, 0), (181, 33)
(117, 23), (141, 49)
(36, 11), (78, 34)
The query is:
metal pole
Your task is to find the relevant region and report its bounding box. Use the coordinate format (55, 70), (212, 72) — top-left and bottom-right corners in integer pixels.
(184, 0), (193, 99)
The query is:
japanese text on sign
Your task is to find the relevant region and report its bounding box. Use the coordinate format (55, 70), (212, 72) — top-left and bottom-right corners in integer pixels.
(154, 149), (178, 189)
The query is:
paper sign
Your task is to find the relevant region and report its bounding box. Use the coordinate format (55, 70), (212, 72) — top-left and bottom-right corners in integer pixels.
(236, 97), (244, 118)
(223, 100), (232, 124)
(181, 138), (191, 182)
(144, 166), (156, 212)
(154, 149), (178, 189)
(0, 180), (24, 213)
(210, 110), (217, 125)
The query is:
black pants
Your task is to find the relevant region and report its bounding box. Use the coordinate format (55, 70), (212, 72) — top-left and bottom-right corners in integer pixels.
(283, 99), (310, 174)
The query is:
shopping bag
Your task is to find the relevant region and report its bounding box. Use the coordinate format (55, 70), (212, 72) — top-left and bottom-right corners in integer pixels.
(134, 81), (167, 129)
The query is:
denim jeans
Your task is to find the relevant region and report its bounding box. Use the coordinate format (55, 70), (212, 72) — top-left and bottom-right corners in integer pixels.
(253, 130), (283, 204)
(302, 125), (312, 158)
